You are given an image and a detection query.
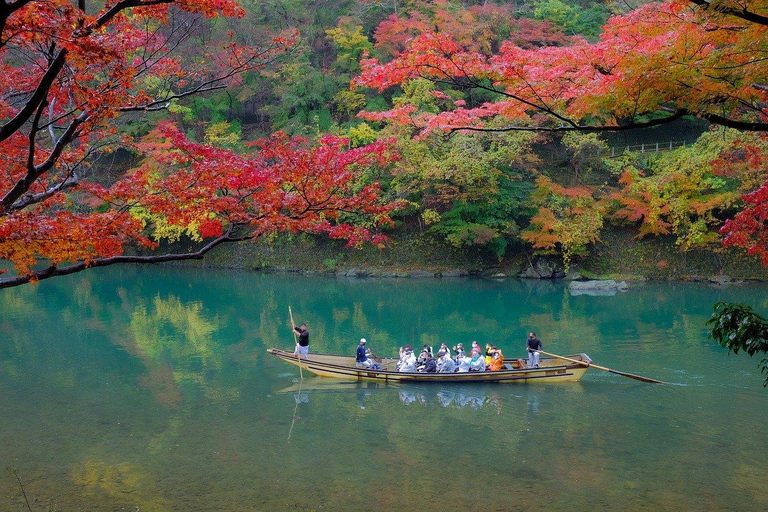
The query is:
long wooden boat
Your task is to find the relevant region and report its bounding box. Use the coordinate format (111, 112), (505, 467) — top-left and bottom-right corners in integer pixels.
(267, 348), (591, 384)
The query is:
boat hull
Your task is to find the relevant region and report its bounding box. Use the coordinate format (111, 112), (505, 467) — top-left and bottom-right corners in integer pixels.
(267, 348), (589, 384)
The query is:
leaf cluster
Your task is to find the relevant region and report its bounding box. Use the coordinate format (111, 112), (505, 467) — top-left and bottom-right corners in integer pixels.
(707, 301), (768, 386)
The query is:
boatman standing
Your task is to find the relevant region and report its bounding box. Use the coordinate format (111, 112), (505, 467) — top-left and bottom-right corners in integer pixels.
(293, 322), (309, 360)
(527, 332), (542, 368)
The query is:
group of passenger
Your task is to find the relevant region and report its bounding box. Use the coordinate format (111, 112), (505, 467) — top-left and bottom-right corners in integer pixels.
(394, 340), (510, 373)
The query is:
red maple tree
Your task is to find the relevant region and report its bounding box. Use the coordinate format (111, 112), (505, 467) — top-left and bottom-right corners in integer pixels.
(355, 0), (768, 263)
(0, 1), (398, 287)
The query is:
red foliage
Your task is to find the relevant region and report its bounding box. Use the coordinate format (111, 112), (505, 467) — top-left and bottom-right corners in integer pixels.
(721, 181), (768, 265)
(357, 0), (768, 264)
(0, 1), (396, 287)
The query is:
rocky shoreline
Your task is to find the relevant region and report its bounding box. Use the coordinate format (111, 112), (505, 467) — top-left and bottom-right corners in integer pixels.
(171, 229), (768, 284)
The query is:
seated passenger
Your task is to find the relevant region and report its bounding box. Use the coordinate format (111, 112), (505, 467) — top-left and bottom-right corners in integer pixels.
(485, 343), (494, 366)
(456, 354), (471, 372)
(420, 352), (437, 373)
(416, 344), (433, 367)
(469, 349), (486, 372)
(398, 345), (417, 372)
(487, 348), (505, 371)
(452, 343), (466, 362)
(355, 338), (381, 369)
(437, 350), (456, 373)
(439, 343), (451, 358)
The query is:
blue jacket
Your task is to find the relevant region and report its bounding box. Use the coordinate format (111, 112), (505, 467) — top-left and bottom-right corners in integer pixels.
(356, 344), (367, 362)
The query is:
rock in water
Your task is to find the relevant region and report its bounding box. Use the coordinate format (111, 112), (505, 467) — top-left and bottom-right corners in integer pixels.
(568, 279), (628, 296)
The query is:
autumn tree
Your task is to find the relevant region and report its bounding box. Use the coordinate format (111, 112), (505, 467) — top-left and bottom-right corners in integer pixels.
(355, 0), (768, 382)
(0, 1), (397, 288)
(357, 0), (768, 135)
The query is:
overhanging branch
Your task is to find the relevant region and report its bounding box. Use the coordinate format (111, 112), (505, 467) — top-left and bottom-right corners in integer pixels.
(0, 229), (254, 289)
(449, 109), (689, 134)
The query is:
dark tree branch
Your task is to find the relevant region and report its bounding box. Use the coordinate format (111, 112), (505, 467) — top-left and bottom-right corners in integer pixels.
(0, 0), (33, 43)
(688, 0), (768, 27)
(0, 48), (66, 144)
(449, 108), (689, 134)
(10, 173), (79, 211)
(0, 228), (254, 289)
(1, 111), (88, 211)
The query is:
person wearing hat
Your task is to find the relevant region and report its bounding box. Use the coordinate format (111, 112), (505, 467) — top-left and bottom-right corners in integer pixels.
(356, 338), (377, 369)
(484, 343), (495, 366)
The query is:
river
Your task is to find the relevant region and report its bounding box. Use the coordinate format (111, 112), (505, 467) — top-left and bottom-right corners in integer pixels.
(1, 266), (767, 511)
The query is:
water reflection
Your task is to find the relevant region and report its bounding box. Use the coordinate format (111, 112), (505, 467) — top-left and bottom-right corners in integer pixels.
(278, 379), (513, 413)
(3, 268), (768, 511)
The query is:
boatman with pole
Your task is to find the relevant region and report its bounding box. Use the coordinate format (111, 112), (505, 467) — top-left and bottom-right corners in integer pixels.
(527, 332), (542, 368)
(293, 321), (309, 360)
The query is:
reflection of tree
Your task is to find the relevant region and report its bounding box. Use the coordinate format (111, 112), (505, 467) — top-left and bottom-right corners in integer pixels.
(127, 295), (225, 406)
(71, 459), (169, 510)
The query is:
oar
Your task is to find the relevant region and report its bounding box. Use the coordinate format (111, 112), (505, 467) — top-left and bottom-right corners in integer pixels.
(538, 350), (664, 384)
(289, 305), (303, 380)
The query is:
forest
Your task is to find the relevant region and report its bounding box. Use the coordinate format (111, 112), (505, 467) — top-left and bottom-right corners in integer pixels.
(1, 0), (768, 286)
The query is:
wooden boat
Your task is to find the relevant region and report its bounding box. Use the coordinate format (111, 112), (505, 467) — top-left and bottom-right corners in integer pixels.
(267, 348), (591, 384)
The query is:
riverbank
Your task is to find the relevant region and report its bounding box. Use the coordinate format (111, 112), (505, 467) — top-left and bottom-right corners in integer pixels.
(177, 228), (768, 282)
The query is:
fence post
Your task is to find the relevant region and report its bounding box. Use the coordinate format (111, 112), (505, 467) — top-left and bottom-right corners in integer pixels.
(641, 143), (645, 153)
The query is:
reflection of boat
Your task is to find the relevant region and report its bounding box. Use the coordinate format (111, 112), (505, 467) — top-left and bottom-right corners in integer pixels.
(267, 348), (591, 383)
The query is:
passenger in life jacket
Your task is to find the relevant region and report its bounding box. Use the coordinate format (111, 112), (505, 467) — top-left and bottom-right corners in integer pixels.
(487, 347), (505, 371)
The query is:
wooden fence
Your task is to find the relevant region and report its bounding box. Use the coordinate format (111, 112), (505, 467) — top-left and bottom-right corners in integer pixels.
(605, 140), (690, 157)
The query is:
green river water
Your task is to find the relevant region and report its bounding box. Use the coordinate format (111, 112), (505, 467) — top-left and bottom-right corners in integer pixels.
(1, 266), (767, 511)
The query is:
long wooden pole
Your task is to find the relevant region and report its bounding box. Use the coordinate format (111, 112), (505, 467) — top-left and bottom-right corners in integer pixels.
(289, 306), (303, 380)
(538, 350), (664, 384)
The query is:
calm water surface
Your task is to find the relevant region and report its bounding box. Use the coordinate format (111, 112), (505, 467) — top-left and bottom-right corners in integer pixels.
(1, 267), (767, 511)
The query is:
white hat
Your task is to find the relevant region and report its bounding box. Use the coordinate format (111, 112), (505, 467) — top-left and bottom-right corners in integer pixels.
(360, 338), (367, 344)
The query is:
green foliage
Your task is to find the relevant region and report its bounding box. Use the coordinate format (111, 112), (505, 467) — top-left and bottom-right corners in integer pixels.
(609, 129), (744, 250)
(333, 89), (368, 122)
(707, 302), (768, 386)
(393, 78), (442, 113)
(429, 180), (535, 258)
(533, 0), (609, 40)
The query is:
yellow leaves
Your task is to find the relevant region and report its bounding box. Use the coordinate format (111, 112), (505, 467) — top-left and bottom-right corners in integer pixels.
(347, 121), (378, 147)
(421, 208), (441, 226)
(72, 460), (169, 510)
(204, 121), (241, 147)
(326, 25), (372, 53)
